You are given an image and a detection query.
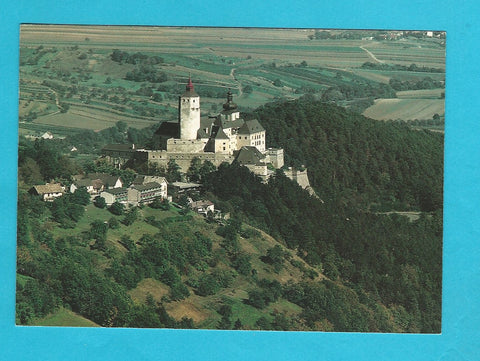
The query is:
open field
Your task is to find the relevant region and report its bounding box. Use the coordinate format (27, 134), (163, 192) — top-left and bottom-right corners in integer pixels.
(363, 98), (444, 120)
(33, 105), (156, 131)
(361, 41), (445, 69)
(396, 88), (444, 99)
(352, 68), (445, 84)
(19, 25), (445, 131)
(18, 100), (56, 117)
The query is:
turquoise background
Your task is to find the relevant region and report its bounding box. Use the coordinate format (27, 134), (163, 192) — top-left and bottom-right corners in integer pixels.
(1, 1), (479, 360)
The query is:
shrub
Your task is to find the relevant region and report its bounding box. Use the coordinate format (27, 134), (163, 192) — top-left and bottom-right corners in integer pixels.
(232, 253), (252, 276)
(196, 274), (220, 296)
(261, 245), (286, 272)
(170, 282), (190, 301)
(122, 208), (138, 226)
(94, 196), (106, 209)
(109, 202), (124, 215)
(108, 217), (120, 229)
(160, 267), (181, 286)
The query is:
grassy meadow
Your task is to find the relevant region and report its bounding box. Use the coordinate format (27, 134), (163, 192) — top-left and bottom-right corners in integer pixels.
(34, 308), (100, 327)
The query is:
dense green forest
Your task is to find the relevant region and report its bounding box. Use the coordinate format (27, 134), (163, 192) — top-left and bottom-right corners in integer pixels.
(247, 97), (444, 212)
(16, 98), (443, 332)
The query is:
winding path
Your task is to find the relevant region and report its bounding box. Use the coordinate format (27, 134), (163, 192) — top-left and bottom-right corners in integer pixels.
(230, 68), (242, 96)
(360, 46), (384, 64)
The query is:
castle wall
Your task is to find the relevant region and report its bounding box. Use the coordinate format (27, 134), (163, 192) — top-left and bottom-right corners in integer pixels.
(284, 168), (311, 189)
(245, 164), (268, 177)
(166, 138), (207, 153)
(145, 149), (234, 173)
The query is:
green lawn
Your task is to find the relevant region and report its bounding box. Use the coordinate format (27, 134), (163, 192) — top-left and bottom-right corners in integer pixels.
(34, 307), (100, 327)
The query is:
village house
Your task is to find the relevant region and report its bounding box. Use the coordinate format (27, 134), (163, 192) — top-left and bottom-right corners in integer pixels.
(127, 182), (165, 206)
(169, 181), (202, 200)
(41, 131), (54, 140)
(29, 183), (64, 201)
(70, 173), (123, 195)
(70, 178), (103, 195)
(132, 175), (168, 199)
(98, 178), (167, 207)
(189, 200), (214, 215)
(99, 187), (129, 206)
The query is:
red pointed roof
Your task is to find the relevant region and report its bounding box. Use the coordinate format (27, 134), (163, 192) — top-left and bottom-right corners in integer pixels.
(182, 75), (198, 97)
(186, 75), (194, 91)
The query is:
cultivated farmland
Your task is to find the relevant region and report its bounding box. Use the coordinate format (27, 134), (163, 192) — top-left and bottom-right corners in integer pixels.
(362, 98), (445, 120)
(19, 25), (446, 135)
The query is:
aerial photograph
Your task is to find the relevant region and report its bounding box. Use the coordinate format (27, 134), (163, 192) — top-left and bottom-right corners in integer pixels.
(16, 25), (445, 332)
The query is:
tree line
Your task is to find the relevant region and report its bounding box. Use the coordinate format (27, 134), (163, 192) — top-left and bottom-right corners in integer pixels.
(361, 62), (444, 74)
(389, 77), (444, 91)
(110, 49), (164, 65)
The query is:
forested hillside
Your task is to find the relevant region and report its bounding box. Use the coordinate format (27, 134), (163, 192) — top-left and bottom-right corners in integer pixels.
(16, 98), (443, 332)
(248, 97), (444, 212)
(205, 98), (443, 332)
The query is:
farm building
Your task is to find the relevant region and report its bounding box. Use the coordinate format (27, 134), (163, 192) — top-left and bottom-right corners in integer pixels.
(29, 183), (64, 201)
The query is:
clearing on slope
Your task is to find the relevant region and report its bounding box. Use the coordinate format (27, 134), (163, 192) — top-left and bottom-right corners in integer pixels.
(362, 98), (444, 120)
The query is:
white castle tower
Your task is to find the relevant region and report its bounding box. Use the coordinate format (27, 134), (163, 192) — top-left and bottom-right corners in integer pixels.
(178, 76), (200, 140)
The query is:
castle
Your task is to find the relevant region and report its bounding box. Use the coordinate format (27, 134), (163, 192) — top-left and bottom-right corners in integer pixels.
(102, 77), (284, 181)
